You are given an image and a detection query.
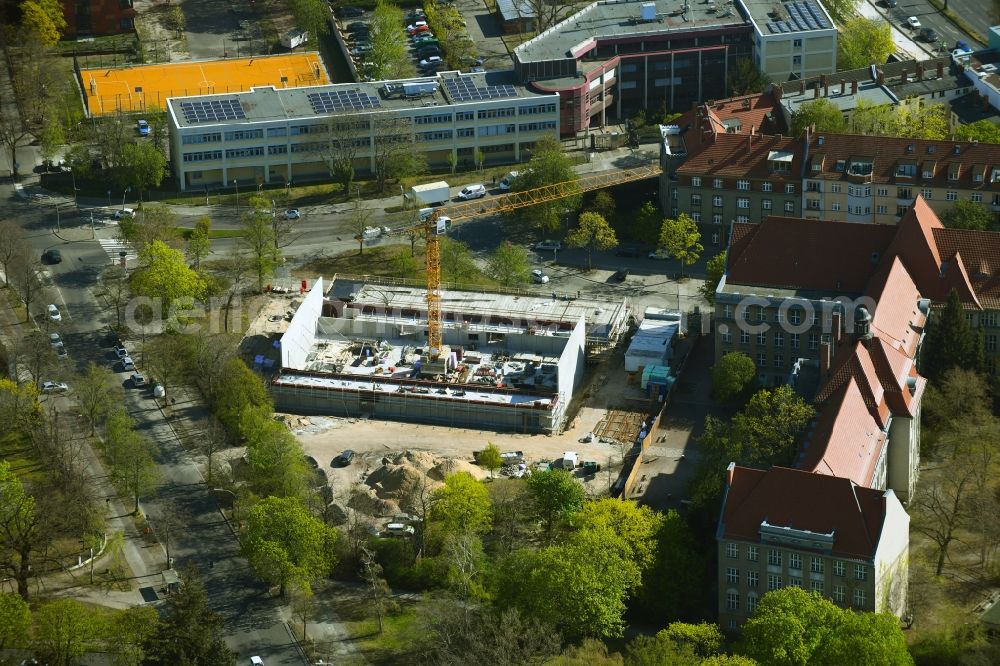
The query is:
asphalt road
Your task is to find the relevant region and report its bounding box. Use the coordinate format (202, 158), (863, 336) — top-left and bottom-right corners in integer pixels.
(880, 0), (985, 50)
(944, 0), (993, 46)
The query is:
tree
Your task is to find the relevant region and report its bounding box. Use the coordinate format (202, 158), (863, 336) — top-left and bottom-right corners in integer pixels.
(838, 17), (894, 70)
(132, 240), (207, 317)
(550, 638), (625, 666)
(956, 119), (1000, 144)
(922, 288), (984, 381)
(372, 115), (421, 191)
(701, 251), (727, 305)
(289, 0), (330, 36)
(487, 478), (533, 555)
(0, 93), (30, 179)
(75, 362), (118, 435)
(242, 411), (312, 500)
(143, 567), (236, 665)
(322, 117), (366, 193)
(20, 0), (66, 46)
(848, 99), (902, 137)
(118, 202), (180, 251)
(187, 216), (212, 268)
(912, 447), (979, 576)
(729, 58), (770, 95)
(39, 115), (64, 163)
(790, 98), (846, 137)
(712, 351), (757, 402)
(359, 544), (394, 635)
(0, 219), (26, 287)
(633, 200), (664, 245)
(211, 358), (272, 436)
(567, 211), (619, 270)
(115, 142), (167, 200)
(242, 496), (338, 595)
(487, 242), (531, 287)
(525, 468), (584, 540)
(440, 237), (480, 282)
(624, 633), (697, 666)
(0, 592), (30, 650)
(661, 622), (724, 658)
(497, 526), (641, 638)
(33, 598), (103, 666)
(639, 510), (705, 621)
(822, 0), (860, 21)
(367, 0), (415, 79)
(587, 191), (617, 224)
(508, 136), (581, 232)
(658, 213), (703, 278)
(102, 265), (131, 328)
(429, 472), (493, 539)
(103, 606), (159, 666)
(113, 432), (158, 514)
(733, 385), (814, 465)
(476, 442), (504, 478)
(901, 102), (948, 140)
(575, 498), (663, 574)
(239, 203), (280, 292)
(7, 249), (41, 322)
(941, 199), (994, 231)
(0, 460), (44, 599)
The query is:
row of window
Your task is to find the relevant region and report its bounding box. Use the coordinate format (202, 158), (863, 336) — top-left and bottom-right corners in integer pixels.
(692, 176), (796, 193)
(721, 330), (821, 353)
(182, 150), (223, 163)
(725, 544), (867, 580)
(689, 194), (796, 212)
(720, 303), (821, 326)
(725, 586), (865, 613)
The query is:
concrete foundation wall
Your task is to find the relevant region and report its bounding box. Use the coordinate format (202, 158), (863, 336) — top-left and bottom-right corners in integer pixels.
(282, 278), (324, 369)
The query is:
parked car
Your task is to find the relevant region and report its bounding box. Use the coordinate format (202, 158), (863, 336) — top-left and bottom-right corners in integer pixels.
(416, 47), (441, 59)
(49, 332), (62, 347)
(883, 0), (897, 6)
(40, 381), (69, 394)
(648, 250), (668, 259)
(499, 171), (519, 190)
(350, 46), (371, 56)
(113, 208), (135, 219)
(283, 209), (300, 220)
(336, 6), (365, 18)
(531, 269), (550, 284)
(113, 343), (129, 359)
(535, 240), (561, 251)
(137, 119), (150, 136)
(906, 16), (921, 29)
(615, 246), (642, 257)
(610, 268), (629, 282)
(47, 304), (61, 321)
(346, 21), (369, 32)
(55, 344), (67, 358)
(457, 183), (487, 200)
(407, 21), (428, 31)
(383, 522), (416, 537)
(333, 449), (356, 466)
(42, 248), (61, 264)
(131, 373), (147, 387)
(412, 35), (438, 45)
(121, 355), (135, 371)
(920, 27), (939, 42)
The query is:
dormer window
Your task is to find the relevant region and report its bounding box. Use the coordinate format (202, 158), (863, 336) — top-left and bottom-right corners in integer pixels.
(906, 144), (915, 153)
(992, 168), (1000, 183)
(835, 160), (846, 172)
(896, 163), (917, 178)
(948, 164), (961, 181)
(848, 160), (873, 176)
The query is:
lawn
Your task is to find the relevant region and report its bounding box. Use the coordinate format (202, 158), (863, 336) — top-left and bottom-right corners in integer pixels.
(174, 227), (244, 240)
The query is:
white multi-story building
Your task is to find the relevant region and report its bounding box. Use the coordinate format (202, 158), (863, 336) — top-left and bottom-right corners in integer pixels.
(166, 71), (559, 191)
(741, 0), (838, 81)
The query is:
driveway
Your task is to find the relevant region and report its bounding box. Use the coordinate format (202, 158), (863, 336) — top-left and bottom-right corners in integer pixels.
(455, 0), (513, 71)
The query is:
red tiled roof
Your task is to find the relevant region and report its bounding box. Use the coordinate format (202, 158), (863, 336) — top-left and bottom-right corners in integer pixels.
(727, 218), (897, 292)
(721, 465), (888, 560)
(677, 133), (802, 182)
(806, 133), (1000, 190)
(933, 228), (1000, 308)
(866, 257), (926, 357)
(674, 93), (784, 138)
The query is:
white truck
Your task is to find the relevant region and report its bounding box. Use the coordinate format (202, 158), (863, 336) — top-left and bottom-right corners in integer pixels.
(411, 181), (450, 206)
(562, 451), (579, 470)
(281, 28), (308, 49)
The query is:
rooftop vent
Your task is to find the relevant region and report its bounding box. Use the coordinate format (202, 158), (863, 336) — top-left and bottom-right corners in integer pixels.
(640, 2), (656, 20)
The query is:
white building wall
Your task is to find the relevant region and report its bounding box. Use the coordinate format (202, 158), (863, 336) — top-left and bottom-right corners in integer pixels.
(280, 277), (325, 369)
(873, 489), (910, 617)
(557, 315), (586, 400)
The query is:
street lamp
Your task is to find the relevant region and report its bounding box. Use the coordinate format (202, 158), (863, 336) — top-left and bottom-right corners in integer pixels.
(233, 179), (240, 215)
(54, 202), (60, 231)
(121, 187), (131, 211)
(70, 168), (78, 206)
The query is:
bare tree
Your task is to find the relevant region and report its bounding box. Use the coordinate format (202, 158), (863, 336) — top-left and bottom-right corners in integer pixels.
(14, 331), (58, 387)
(371, 116), (418, 192)
(0, 94), (30, 179)
(154, 499), (191, 569)
(291, 583), (316, 640)
(359, 544), (395, 635)
(0, 219), (26, 285)
(912, 463), (976, 576)
(349, 198), (374, 256)
(75, 362), (118, 435)
(199, 421), (229, 487)
(442, 532), (486, 600)
(101, 266), (131, 329)
(7, 250), (42, 322)
(144, 335), (188, 397)
(320, 117), (368, 193)
(521, 0), (581, 33)
(220, 251), (249, 333)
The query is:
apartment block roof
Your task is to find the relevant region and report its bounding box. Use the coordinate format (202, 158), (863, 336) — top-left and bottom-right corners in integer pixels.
(676, 133), (802, 182)
(167, 71), (549, 128)
(806, 133), (1000, 190)
(674, 88), (787, 138)
(720, 465), (890, 560)
(514, 0), (749, 64)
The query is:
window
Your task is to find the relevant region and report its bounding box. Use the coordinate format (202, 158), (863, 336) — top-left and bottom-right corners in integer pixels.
(833, 585), (846, 603)
(767, 574), (782, 591)
(853, 589), (866, 608)
(876, 205), (887, 214)
(784, 201), (795, 212)
(831, 202), (841, 212)
(727, 591), (740, 611)
(224, 129), (265, 141)
(727, 543), (738, 559)
(691, 176), (702, 187)
(791, 333), (800, 350)
(722, 329), (732, 343)
(920, 188), (933, 200)
(714, 178), (724, 189)
(988, 335), (997, 353)
(477, 107), (516, 119)
(810, 558), (824, 574)
(768, 550), (782, 566)
(854, 564), (867, 581)
(225, 146), (264, 158)
(946, 191), (957, 201)
(691, 194), (702, 206)
(747, 546), (759, 561)
(785, 184), (795, 194)
(727, 567), (739, 584)
(757, 331), (766, 345)
(790, 577), (803, 588)
(456, 111), (474, 122)
(182, 132), (222, 145)
(713, 214), (723, 225)
(793, 38), (802, 48)
(736, 215), (749, 223)
(519, 121), (557, 132)
(789, 308), (802, 325)
(762, 182), (773, 192)
(182, 150), (222, 163)
(792, 55), (802, 66)
(789, 553), (802, 570)
(692, 212), (702, 222)
(811, 580), (824, 594)
(457, 128), (475, 138)
(414, 113), (453, 125)
(713, 195), (723, 207)
(737, 179), (750, 190)
(877, 187), (888, 196)
(747, 571), (759, 587)
(898, 188), (912, 199)
(518, 103), (557, 115)
(774, 354), (784, 368)
(747, 592), (758, 613)
(774, 332), (784, 347)
(723, 305), (733, 319)
(897, 206), (909, 217)
(756, 352), (767, 368)
(267, 145), (287, 155)
(809, 333), (819, 351)
(972, 192), (983, 203)
(762, 199), (772, 210)
(740, 330), (750, 345)
(834, 561), (845, 577)
(737, 198), (750, 209)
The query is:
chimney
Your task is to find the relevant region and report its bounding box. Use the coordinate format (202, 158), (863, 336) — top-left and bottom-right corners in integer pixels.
(855, 306), (873, 344)
(773, 84), (783, 102)
(937, 61), (944, 79)
(877, 69), (885, 85)
(916, 62), (924, 80)
(820, 341), (832, 377)
(840, 78), (846, 95)
(832, 311), (842, 348)
(750, 124), (756, 135)
(852, 80), (858, 94)
(900, 68), (907, 84)
(747, 132), (752, 154)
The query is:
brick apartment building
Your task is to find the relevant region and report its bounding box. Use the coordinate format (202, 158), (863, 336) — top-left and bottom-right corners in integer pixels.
(62, 0), (135, 36)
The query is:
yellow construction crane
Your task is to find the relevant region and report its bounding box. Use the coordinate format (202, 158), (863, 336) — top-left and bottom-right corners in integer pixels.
(408, 164), (662, 357)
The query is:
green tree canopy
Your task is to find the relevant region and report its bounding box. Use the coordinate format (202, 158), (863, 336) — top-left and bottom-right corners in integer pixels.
(526, 468), (584, 539)
(20, 0), (66, 46)
(791, 98), (846, 137)
(103, 605), (159, 666)
(475, 442), (504, 478)
(940, 199), (994, 231)
(633, 201), (663, 245)
(587, 191), (617, 224)
(211, 358), (273, 436)
(0, 592), (30, 650)
(701, 251), (727, 305)
(661, 622), (724, 658)
(575, 498), (663, 574)
(187, 215), (212, 268)
(639, 509), (705, 621)
(367, 0), (414, 79)
(429, 471), (494, 538)
(132, 240), (207, 316)
(508, 137), (581, 232)
(624, 632), (697, 666)
(143, 568), (236, 665)
(567, 211), (619, 269)
(486, 242), (531, 287)
(822, 0), (859, 21)
(115, 142), (168, 199)
(242, 496), (338, 595)
(733, 385), (815, 465)
(838, 17), (893, 70)
(922, 288), (985, 381)
(712, 351), (757, 402)
(33, 598), (104, 666)
(729, 58), (770, 95)
(658, 213), (703, 277)
(955, 119), (1000, 144)
(289, 0), (330, 36)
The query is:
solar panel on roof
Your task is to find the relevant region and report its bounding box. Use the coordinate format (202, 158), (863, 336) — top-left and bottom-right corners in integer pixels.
(306, 89), (382, 114)
(179, 98), (246, 123)
(444, 78), (518, 103)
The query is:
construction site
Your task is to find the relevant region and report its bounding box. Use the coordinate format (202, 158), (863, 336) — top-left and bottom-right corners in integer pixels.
(267, 276), (632, 433)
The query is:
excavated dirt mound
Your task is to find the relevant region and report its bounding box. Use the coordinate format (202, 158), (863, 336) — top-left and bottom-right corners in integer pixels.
(428, 458), (484, 481)
(347, 485), (400, 517)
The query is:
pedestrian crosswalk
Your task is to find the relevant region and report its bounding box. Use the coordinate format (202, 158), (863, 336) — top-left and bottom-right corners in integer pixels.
(98, 239), (138, 265)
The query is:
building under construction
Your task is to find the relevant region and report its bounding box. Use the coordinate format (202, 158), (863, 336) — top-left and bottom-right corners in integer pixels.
(270, 276), (631, 433)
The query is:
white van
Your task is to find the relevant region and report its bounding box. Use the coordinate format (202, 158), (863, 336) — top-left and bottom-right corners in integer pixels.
(499, 171), (519, 191)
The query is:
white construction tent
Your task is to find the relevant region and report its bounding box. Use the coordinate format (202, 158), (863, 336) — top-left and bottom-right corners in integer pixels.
(624, 317), (679, 373)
